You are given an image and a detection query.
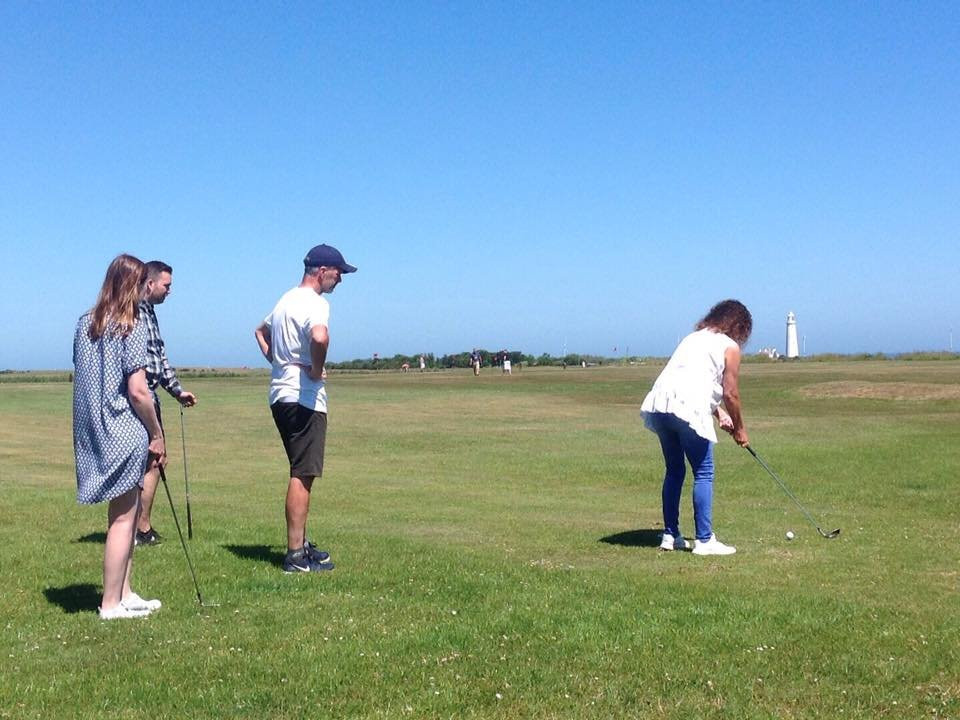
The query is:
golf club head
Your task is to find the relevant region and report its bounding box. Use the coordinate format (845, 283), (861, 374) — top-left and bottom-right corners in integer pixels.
(819, 527), (841, 539)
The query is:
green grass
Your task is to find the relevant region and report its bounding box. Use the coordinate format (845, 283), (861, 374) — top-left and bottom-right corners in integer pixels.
(1, 362), (958, 719)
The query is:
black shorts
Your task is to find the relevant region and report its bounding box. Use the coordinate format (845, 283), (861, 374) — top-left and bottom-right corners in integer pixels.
(271, 402), (327, 479)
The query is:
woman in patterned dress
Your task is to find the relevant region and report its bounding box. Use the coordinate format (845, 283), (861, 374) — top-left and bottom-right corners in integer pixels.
(73, 254), (167, 619)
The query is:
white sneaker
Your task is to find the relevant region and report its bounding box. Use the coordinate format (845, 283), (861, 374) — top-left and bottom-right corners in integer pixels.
(99, 604), (152, 620)
(659, 533), (691, 551)
(122, 592), (162, 611)
(692, 534), (737, 556)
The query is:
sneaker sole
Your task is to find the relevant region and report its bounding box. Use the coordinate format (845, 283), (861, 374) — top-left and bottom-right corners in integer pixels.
(692, 548), (737, 556)
(99, 607), (153, 620)
(283, 562), (336, 573)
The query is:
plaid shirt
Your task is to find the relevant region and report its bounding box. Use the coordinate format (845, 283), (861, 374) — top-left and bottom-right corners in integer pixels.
(139, 300), (183, 398)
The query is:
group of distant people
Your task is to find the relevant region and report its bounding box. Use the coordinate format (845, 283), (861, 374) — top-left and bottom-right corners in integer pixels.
(399, 355), (427, 372)
(468, 349), (517, 375)
(73, 242), (751, 620)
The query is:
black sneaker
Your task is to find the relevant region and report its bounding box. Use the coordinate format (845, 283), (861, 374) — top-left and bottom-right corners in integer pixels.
(304, 540), (330, 563)
(282, 549), (334, 573)
(135, 528), (161, 546)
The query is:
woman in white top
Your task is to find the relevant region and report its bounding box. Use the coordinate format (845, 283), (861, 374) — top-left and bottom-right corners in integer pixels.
(641, 300), (752, 556)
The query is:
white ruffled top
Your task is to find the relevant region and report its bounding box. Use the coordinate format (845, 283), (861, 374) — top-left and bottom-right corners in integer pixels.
(641, 328), (738, 443)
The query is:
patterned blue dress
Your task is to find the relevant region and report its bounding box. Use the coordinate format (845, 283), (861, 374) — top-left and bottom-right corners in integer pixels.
(72, 313), (150, 504)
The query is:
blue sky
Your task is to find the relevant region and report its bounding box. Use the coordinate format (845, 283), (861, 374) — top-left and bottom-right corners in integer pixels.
(2, 2), (957, 369)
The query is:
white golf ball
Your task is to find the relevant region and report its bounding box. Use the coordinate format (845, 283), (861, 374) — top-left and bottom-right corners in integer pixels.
(786, 531), (795, 540)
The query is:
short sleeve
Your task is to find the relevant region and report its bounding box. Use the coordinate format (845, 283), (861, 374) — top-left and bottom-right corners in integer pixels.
(308, 295), (330, 330)
(123, 320), (149, 376)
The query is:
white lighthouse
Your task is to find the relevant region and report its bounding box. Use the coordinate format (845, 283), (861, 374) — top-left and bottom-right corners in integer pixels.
(786, 312), (799, 358)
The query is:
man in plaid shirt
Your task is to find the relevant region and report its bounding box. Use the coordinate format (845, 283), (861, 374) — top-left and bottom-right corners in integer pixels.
(136, 260), (197, 546)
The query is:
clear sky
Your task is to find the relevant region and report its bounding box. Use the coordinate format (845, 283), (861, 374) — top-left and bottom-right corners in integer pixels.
(2, 2), (958, 369)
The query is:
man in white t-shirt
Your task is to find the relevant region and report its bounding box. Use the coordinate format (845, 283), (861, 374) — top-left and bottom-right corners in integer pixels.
(254, 244), (357, 573)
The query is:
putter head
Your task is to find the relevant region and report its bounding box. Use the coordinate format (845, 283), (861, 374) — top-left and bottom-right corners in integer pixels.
(820, 527), (841, 538)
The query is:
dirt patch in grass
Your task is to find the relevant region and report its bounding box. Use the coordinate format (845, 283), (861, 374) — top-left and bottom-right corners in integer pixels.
(797, 381), (960, 401)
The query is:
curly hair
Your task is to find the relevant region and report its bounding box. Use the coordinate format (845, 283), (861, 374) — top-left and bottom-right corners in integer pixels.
(88, 254), (146, 340)
(696, 299), (752, 346)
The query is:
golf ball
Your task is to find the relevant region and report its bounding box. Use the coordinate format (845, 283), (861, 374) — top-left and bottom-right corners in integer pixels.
(786, 531), (795, 540)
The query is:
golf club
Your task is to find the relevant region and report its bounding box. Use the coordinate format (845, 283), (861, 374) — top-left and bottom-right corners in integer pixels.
(745, 445), (840, 539)
(179, 405), (193, 540)
(158, 465), (218, 606)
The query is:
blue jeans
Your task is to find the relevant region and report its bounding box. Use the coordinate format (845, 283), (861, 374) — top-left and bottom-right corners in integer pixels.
(646, 412), (715, 541)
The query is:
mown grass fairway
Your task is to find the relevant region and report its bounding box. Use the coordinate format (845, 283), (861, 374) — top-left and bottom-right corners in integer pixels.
(1, 362), (958, 719)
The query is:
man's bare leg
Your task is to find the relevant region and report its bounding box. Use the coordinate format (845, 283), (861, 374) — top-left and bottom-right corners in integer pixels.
(137, 466), (159, 534)
(285, 475), (314, 552)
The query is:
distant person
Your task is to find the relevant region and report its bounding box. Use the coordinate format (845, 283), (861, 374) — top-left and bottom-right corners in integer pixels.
(502, 354), (511, 374)
(470, 349), (481, 376)
(255, 243), (357, 573)
(419, 354), (426, 372)
(135, 261), (197, 547)
(640, 299), (752, 556)
(73, 254), (166, 619)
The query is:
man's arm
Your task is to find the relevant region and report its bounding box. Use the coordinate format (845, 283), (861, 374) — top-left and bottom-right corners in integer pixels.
(255, 322), (273, 363)
(157, 339), (197, 406)
(305, 324), (329, 380)
(146, 309), (194, 406)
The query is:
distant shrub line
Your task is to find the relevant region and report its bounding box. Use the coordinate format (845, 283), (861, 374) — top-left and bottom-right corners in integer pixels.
(0, 368), (268, 383)
(329, 349), (960, 370)
(743, 351), (960, 363)
(325, 350), (653, 371)
(3, 352), (957, 382)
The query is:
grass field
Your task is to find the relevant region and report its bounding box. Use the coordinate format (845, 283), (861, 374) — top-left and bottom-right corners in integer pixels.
(1, 361), (958, 719)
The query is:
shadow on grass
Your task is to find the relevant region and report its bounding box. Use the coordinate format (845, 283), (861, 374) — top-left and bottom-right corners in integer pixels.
(599, 529), (663, 548)
(43, 583), (100, 613)
(75, 532), (106, 544)
(223, 544), (284, 567)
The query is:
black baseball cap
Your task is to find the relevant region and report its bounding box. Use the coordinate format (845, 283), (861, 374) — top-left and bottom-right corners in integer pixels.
(303, 244), (357, 273)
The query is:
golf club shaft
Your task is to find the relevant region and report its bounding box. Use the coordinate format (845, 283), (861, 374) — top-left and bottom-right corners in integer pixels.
(158, 465), (204, 605)
(180, 405), (193, 540)
(745, 446), (838, 538)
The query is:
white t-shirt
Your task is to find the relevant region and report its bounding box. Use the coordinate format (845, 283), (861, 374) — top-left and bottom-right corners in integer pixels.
(640, 328), (738, 442)
(263, 286), (330, 412)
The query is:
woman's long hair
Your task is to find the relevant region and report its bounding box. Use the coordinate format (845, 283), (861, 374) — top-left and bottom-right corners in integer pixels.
(696, 299), (752, 346)
(88, 254), (146, 340)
